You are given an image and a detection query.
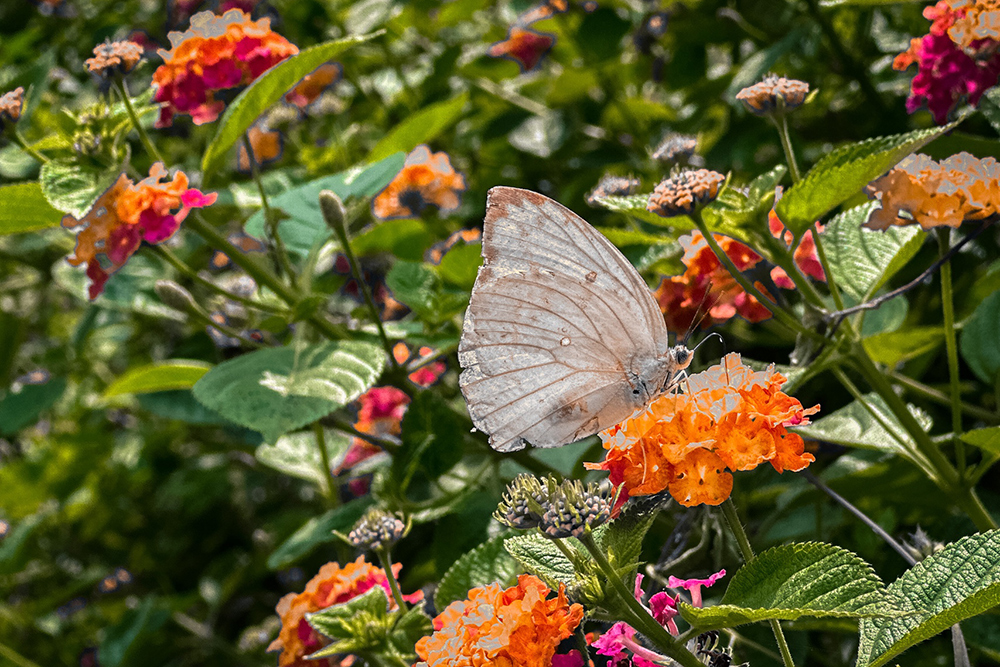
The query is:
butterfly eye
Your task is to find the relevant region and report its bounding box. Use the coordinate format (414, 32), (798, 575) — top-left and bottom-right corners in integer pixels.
(632, 388), (641, 396)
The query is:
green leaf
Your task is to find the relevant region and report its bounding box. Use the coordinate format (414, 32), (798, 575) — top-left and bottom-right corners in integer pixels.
(0, 378), (66, 436)
(858, 530), (1000, 667)
(202, 32), (383, 176)
(394, 391), (466, 483)
(792, 393), (932, 466)
(592, 193), (692, 230)
(256, 428), (352, 488)
(682, 542), (890, 630)
(980, 87), (1000, 137)
(308, 586), (391, 640)
(384, 261), (469, 324)
(98, 597), (170, 667)
(435, 534), (521, 610)
(267, 497), (374, 569)
(367, 91), (469, 161)
(961, 427), (1000, 455)
(960, 290), (1000, 384)
(776, 123), (959, 236)
(436, 241), (482, 290)
(353, 218), (433, 262)
(244, 152), (406, 257)
(39, 158), (119, 218)
(601, 503), (657, 573)
(503, 532), (583, 589)
(136, 390), (231, 425)
(822, 202), (926, 302)
(102, 360), (212, 398)
(862, 327), (943, 366)
(591, 189), (756, 243)
(192, 341), (385, 442)
(0, 182), (63, 234)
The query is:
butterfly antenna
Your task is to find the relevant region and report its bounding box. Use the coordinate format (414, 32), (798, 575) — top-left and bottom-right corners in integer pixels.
(682, 281), (718, 346)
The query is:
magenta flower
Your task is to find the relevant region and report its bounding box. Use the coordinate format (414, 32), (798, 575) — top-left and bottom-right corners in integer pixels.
(666, 569), (726, 608)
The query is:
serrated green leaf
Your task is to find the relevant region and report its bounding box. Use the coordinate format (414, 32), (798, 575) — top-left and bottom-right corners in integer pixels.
(980, 87), (1000, 136)
(102, 360), (212, 398)
(0, 182), (63, 234)
(244, 153), (406, 257)
(682, 542), (890, 630)
(862, 327), (943, 366)
(961, 427), (1000, 455)
(776, 123), (959, 236)
(385, 261), (468, 324)
(960, 290), (1000, 384)
(367, 91), (469, 161)
(0, 378), (67, 436)
(858, 530), (1000, 667)
(747, 165), (788, 203)
(267, 497), (374, 569)
(435, 535), (521, 610)
(822, 202), (926, 302)
(192, 341), (385, 442)
(256, 428), (352, 489)
(503, 532), (582, 588)
(309, 586), (391, 636)
(792, 393), (932, 467)
(39, 158), (120, 218)
(601, 505), (657, 573)
(202, 32), (382, 176)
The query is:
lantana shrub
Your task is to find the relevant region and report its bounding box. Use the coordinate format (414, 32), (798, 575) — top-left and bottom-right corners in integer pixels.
(1, 1), (1000, 667)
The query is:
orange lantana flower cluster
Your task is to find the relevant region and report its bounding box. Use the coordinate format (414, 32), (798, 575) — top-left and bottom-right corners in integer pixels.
(414, 574), (584, 667)
(654, 232), (773, 332)
(152, 9), (298, 127)
(586, 353), (820, 508)
(372, 146), (466, 220)
(269, 557), (423, 667)
(61, 164), (216, 299)
(865, 152), (1000, 230)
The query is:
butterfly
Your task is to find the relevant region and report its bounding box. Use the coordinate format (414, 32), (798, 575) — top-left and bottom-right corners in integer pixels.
(458, 186), (693, 452)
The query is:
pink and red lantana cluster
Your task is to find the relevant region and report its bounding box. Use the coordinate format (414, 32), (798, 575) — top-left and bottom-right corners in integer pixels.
(895, 0), (1000, 124)
(152, 9), (298, 126)
(62, 164), (216, 299)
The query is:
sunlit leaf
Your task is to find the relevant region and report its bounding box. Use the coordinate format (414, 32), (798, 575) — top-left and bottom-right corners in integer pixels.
(102, 360), (212, 398)
(435, 534), (520, 609)
(367, 92), (469, 161)
(0, 182), (63, 234)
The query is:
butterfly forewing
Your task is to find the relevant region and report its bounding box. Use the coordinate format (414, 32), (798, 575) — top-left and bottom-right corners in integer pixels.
(459, 187), (670, 451)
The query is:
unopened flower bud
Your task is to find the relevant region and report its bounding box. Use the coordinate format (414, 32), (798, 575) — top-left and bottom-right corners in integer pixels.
(348, 509), (406, 551)
(155, 279), (199, 313)
(319, 189), (347, 234)
(735, 75), (810, 115)
(539, 478), (612, 539)
(586, 175), (641, 207)
(494, 474), (549, 530)
(652, 133), (698, 162)
(86, 41), (144, 78)
(647, 169), (726, 217)
(0, 87), (24, 128)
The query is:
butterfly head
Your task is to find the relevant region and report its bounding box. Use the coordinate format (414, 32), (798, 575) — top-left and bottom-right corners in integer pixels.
(669, 344), (693, 372)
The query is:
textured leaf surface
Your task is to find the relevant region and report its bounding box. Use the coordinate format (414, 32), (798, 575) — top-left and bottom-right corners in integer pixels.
(435, 535), (520, 609)
(102, 361), (211, 397)
(776, 124), (957, 235)
(961, 427), (1000, 455)
(504, 530), (596, 588)
(267, 497), (374, 569)
(792, 393), (932, 466)
(857, 531), (1000, 667)
(682, 542), (889, 629)
(822, 203), (925, 301)
(367, 92), (469, 161)
(256, 428), (351, 489)
(192, 341), (384, 442)
(0, 182), (63, 234)
(244, 153), (405, 256)
(960, 290), (1000, 384)
(202, 33), (381, 176)
(39, 158), (119, 218)
(862, 327), (942, 366)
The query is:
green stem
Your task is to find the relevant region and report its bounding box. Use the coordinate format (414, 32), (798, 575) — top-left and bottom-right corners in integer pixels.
(313, 421), (339, 506)
(887, 369), (998, 424)
(326, 416), (400, 454)
(243, 134), (296, 282)
(114, 77), (163, 163)
(850, 348), (997, 530)
(375, 547), (409, 613)
(10, 128), (48, 164)
(186, 213), (346, 340)
(151, 245), (285, 314)
(322, 192), (397, 368)
(772, 114), (802, 184)
(721, 499), (796, 667)
(577, 532), (703, 667)
(691, 209), (825, 344)
(0, 643), (44, 667)
(809, 228), (845, 311)
(937, 228), (965, 475)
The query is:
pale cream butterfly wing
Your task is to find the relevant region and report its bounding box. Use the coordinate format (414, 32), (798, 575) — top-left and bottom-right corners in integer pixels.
(459, 186), (681, 452)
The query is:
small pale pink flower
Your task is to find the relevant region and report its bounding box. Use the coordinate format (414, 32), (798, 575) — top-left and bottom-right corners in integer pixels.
(666, 569), (726, 608)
